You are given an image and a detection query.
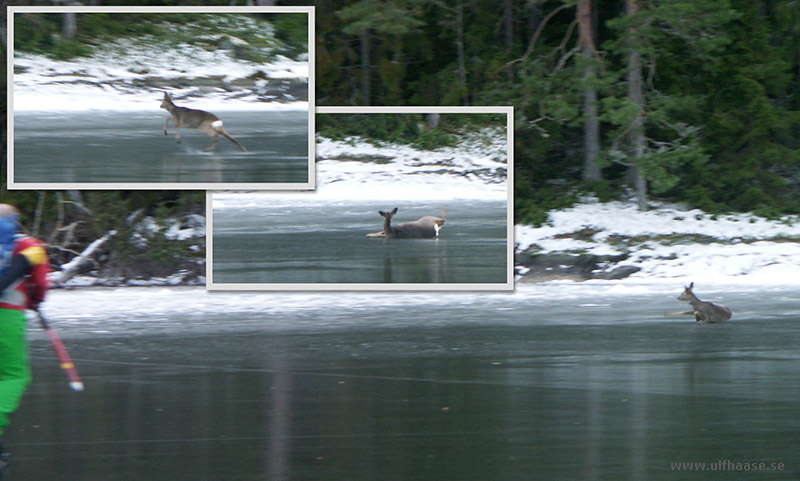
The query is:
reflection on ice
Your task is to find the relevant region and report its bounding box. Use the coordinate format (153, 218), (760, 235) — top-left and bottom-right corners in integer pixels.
(14, 283), (800, 481)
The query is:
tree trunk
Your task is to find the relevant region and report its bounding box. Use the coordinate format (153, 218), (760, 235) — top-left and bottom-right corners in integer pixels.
(63, 13), (77, 40)
(361, 29), (372, 105)
(626, 0), (648, 210)
(455, 0), (469, 105)
(33, 191), (46, 238)
(503, 0), (514, 49)
(578, 0), (602, 183)
(425, 113), (441, 129)
(527, 1), (543, 34)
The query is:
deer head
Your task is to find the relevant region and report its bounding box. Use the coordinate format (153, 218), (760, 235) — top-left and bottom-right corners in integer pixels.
(160, 92), (175, 111)
(677, 282), (695, 301)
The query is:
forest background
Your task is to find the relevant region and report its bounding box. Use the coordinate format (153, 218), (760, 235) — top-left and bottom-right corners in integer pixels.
(1, 0), (798, 283)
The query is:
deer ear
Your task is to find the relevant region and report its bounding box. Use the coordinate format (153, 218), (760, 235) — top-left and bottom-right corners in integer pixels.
(689, 282), (694, 288)
(392, 207), (398, 215)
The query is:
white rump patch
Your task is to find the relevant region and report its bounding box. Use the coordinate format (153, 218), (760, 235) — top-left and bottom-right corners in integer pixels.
(211, 120), (223, 129)
(434, 224), (441, 235)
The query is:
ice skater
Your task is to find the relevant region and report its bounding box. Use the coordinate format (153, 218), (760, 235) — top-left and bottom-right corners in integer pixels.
(0, 204), (50, 475)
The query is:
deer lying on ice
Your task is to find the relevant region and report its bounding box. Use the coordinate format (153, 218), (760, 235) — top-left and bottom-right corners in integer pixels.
(366, 207), (446, 239)
(672, 282), (732, 323)
(160, 92), (247, 152)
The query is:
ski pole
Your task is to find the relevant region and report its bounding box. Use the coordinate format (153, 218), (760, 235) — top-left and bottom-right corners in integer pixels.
(35, 309), (84, 392)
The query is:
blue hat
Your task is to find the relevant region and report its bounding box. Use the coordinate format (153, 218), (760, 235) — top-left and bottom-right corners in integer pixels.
(0, 206), (20, 271)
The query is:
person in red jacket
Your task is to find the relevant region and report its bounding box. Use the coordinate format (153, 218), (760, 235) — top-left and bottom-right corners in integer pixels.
(0, 204), (49, 472)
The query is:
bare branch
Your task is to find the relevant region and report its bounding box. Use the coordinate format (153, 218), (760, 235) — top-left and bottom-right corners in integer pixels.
(504, 3), (572, 69)
(65, 191), (92, 216)
(544, 19), (579, 61)
(55, 221), (84, 249)
(47, 244), (88, 260)
(428, 0), (455, 13)
(528, 117), (551, 138)
(553, 45), (582, 74)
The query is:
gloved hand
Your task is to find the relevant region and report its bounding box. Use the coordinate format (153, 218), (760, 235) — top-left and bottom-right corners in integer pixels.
(27, 285), (43, 311)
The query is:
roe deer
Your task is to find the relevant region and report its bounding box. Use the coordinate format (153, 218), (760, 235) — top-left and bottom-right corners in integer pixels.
(366, 207), (446, 239)
(160, 92), (247, 152)
(674, 282), (732, 323)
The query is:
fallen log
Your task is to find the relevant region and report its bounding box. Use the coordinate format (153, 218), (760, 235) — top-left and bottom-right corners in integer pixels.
(50, 230), (117, 286)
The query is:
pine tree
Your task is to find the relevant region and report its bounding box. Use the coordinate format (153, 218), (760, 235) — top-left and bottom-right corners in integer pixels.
(686, 0), (800, 214)
(603, 0), (738, 210)
(336, 0), (424, 105)
(578, 0), (602, 183)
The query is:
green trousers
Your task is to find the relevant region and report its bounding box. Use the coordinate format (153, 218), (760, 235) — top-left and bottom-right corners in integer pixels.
(0, 309), (31, 436)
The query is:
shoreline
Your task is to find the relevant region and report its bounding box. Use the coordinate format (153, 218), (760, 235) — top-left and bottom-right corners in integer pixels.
(46, 276), (800, 292)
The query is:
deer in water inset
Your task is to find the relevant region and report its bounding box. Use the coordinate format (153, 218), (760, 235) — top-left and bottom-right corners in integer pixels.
(674, 282), (732, 323)
(366, 207), (446, 239)
(160, 92), (247, 152)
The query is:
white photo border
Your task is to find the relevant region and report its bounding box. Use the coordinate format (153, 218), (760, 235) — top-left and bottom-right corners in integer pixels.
(6, 5), (315, 190)
(207, 105), (515, 291)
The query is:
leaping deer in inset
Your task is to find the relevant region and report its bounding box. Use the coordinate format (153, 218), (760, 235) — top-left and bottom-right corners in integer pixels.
(673, 282), (732, 323)
(160, 92), (247, 152)
(367, 207), (446, 239)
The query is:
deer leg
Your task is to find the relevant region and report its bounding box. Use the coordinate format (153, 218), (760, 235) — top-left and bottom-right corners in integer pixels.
(163, 117), (171, 136)
(694, 311), (708, 323)
(219, 128), (247, 152)
(204, 132), (220, 152)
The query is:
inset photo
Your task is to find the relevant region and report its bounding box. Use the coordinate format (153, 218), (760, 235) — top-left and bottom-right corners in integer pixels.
(209, 107), (513, 290)
(8, 6), (314, 189)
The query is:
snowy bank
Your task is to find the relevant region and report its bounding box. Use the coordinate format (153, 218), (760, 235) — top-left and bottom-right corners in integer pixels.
(49, 214), (206, 289)
(13, 40), (308, 111)
(314, 133), (507, 201)
(516, 199), (800, 287)
(215, 131), (508, 206)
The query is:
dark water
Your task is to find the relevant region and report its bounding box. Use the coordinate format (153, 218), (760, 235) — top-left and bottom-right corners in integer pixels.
(13, 110), (309, 185)
(5, 288), (799, 480)
(212, 200), (509, 286)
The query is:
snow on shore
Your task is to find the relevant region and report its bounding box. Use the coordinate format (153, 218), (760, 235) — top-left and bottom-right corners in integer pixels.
(516, 199), (800, 288)
(13, 44), (308, 111)
(215, 131), (509, 206)
(314, 134), (507, 201)
(215, 132), (800, 289)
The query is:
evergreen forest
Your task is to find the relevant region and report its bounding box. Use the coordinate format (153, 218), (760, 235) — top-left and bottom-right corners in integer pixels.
(1, 0), (798, 281)
(313, 0), (800, 223)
